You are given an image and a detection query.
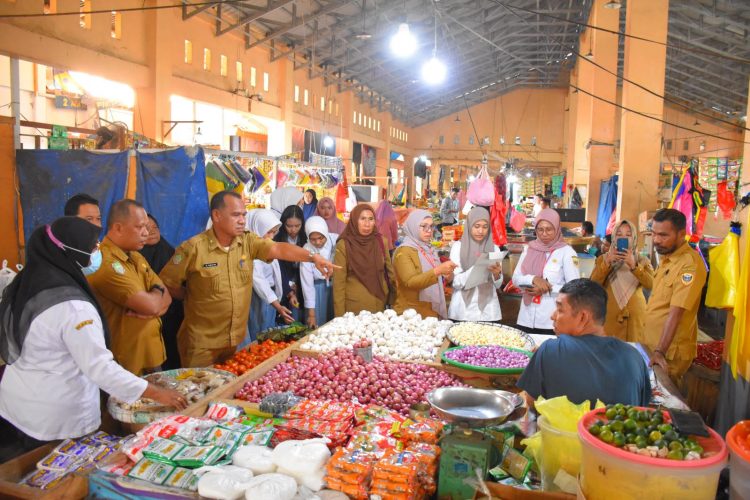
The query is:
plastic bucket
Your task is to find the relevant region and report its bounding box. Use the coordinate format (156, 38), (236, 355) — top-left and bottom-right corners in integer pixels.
(578, 407), (727, 500)
(726, 420), (750, 499)
(538, 415), (582, 494)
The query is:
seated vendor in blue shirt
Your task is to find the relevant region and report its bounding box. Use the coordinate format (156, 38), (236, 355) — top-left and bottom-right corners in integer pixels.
(517, 279), (651, 406)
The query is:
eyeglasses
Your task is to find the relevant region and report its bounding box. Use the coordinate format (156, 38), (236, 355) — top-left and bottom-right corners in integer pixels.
(419, 224), (435, 232)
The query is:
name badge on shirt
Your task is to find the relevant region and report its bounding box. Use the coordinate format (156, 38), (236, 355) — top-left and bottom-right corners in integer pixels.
(75, 319), (94, 330)
(203, 262), (218, 268)
(112, 262), (125, 275)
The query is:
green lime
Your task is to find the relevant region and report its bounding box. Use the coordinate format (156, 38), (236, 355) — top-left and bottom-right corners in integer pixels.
(658, 424), (673, 434)
(613, 414), (625, 421)
(606, 403), (614, 410)
(589, 424), (602, 436)
(614, 403), (625, 411)
(635, 436), (648, 449)
(617, 408), (627, 418)
(654, 439), (668, 449)
(647, 425), (657, 433)
(626, 433), (637, 444)
(599, 429), (614, 444)
(685, 439), (698, 448)
(627, 409), (638, 420)
(605, 408), (617, 420)
(663, 430), (679, 442)
(651, 414), (664, 424)
(669, 441), (683, 451)
(648, 430), (663, 444)
(689, 445), (704, 455)
(667, 449), (684, 460)
(624, 418), (637, 431)
(611, 420), (625, 433)
(635, 427), (648, 438)
(613, 432), (627, 447)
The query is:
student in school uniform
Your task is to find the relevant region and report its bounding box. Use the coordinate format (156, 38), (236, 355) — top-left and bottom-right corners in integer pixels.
(300, 216), (336, 329)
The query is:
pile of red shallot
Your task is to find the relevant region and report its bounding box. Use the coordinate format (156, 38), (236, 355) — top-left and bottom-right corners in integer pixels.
(235, 348), (466, 414)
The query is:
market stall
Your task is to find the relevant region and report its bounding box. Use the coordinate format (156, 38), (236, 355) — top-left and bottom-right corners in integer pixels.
(0, 306), (711, 500)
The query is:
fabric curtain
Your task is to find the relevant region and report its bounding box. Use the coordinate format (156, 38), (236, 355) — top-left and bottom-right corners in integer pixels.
(135, 146), (209, 246)
(16, 149), (129, 242)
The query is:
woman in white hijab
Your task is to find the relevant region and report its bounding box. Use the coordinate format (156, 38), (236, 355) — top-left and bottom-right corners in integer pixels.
(448, 207), (505, 321)
(300, 216), (337, 328)
(269, 187), (303, 218)
(244, 209), (292, 347)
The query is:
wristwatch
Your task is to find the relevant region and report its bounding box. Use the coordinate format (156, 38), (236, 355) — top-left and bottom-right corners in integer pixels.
(308, 249), (318, 262)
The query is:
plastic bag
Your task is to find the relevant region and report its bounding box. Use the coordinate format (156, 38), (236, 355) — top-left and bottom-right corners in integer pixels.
(271, 439), (331, 491)
(243, 473), (298, 500)
(0, 260), (21, 299)
(706, 227), (740, 309)
(197, 465), (255, 500)
(233, 445), (276, 474)
(509, 207), (525, 233)
(467, 166), (495, 206)
(533, 396), (604, 432)
(490, 194), (507, 247)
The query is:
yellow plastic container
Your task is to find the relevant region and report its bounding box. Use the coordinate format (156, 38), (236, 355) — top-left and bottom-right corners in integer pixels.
(538, 415), (582, 494)
(578, 408), (727, 500)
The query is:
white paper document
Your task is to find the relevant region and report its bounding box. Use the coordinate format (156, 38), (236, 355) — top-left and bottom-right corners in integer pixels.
(463, 251), (508, 289)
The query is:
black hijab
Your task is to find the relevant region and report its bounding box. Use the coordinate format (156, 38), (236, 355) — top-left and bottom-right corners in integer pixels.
(0, 217), (108, 364)
(139, 215), (175, 274)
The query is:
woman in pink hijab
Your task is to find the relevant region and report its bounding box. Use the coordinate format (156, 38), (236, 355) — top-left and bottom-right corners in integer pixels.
(375, 200), (399, 252)
(316, 197), (346, 236)
(512, 208), (580, 334)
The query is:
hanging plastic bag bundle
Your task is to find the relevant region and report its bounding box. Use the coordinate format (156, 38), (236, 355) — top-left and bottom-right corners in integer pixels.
(705, 222), (740, 309)
(467, 165), (495, 206)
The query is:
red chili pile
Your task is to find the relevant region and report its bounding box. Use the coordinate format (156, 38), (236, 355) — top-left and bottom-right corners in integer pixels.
(695, 340), (724, 371)
(235, 348), (465, 414)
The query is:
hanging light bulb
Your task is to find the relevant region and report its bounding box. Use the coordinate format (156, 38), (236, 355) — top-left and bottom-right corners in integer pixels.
(390, 23), (417, 58)
(525, 171), (532, 178)
(323, 135), (334, 148)
(421, 56), (446, 85)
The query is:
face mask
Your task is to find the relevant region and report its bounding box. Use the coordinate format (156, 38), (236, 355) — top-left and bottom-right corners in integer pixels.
(81, 249), (102, 275)
(45, 225), (100, 274)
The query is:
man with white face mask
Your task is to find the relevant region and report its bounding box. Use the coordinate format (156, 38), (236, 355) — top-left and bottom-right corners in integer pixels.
(87, 199), (172, 375)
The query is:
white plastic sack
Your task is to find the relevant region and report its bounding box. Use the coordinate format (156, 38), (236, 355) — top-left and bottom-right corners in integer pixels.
(243, 473), (297, 500)
(277, 465), (325, 492)
(0, 260), (20, 300)
(197, 465), (255, 500)
(271, 439), (331, 492)
(233, 445), (276, 474)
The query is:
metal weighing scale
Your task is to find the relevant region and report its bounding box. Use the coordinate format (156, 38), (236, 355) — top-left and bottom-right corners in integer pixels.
(427, 387), (524, 500)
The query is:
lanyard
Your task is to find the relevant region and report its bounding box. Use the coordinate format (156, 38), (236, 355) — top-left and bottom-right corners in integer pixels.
(416, 245), (438, 269)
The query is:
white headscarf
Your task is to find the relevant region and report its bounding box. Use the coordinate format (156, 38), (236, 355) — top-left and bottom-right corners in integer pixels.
(304, 216), (335, 261)
(246, 209), (283, 294)
(270, 187), (303, 217)
(247, 209), (281, 237)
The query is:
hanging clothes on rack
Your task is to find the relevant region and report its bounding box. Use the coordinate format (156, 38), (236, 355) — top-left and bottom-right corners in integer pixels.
(595, 175), (618, 236)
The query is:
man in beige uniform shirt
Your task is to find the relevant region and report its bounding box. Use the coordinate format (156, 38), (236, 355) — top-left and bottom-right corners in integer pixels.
(161, 191), (336, 367)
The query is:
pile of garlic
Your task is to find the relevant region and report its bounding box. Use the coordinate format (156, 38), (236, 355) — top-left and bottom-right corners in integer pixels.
(298, 309), (452, 362)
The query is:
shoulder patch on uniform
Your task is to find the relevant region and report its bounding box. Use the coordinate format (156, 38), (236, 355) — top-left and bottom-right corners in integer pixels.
(572, 256), (579, 267)
(75, 319), (94, 330)
(172, 254), (183, 265)
(681, 273), (694, 285)
(112, 262), (125, 275)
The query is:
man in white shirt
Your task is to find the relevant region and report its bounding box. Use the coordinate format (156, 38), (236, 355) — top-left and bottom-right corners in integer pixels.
(532, 193), (544, 217)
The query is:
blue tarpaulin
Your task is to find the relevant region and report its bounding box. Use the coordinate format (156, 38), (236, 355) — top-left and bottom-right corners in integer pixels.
(16, 149), (129, 243)
(595, 174), (618, 236)
(135, 147), (209, 246)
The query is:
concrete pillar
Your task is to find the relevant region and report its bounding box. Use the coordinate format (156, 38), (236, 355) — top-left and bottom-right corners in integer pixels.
(278, 59), (294, 154)
(570, 0), (619, 228)
(616, 0), (669, 225)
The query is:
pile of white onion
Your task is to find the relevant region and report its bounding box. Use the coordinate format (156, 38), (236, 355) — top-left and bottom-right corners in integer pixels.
(298, 309), (451, 362)
(235, 349), (465, 414)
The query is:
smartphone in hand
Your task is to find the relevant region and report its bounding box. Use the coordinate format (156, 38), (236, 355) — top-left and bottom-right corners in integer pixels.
(616, 237), (629, 253)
